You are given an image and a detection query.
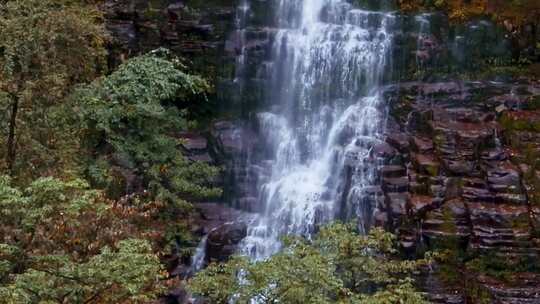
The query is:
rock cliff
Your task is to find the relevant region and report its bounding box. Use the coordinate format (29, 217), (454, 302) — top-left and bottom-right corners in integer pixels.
(384, 80), (540, 303)
(101, 1), (540, 302)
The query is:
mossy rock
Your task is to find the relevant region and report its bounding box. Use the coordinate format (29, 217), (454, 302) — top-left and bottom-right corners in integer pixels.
(500, 111), (540, 133)
(524, 95), (540, 111)
(413, 154), (441, 176)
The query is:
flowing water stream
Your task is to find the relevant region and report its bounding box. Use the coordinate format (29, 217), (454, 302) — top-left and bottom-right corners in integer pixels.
(238, 0), (396, 260)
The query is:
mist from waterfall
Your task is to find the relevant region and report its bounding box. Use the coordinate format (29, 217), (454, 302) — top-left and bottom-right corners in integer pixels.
(240, 0), (396, 260)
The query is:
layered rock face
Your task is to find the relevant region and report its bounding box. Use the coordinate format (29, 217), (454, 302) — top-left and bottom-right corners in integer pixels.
(383, 81), (540, 303)
(101, 0), (236, 77)
(100, 1), (540, 302)
(100, 0), (254, 273)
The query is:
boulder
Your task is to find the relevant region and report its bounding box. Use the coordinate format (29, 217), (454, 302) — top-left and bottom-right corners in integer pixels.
(206, 222), (247, 262)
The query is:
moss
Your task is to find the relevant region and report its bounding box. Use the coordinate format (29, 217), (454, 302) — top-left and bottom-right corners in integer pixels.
(437, 262), (462, 285)
(510, 216), (531, 231)
(532, 224), (540, 240)
(425, 162), (440, 176)
(441, 206), (459, 233)
(428, 205), (469, 284)
(466, 253), (540, 282)
(528, 177), (540, 207)
(500, 112), (540, 147)
(525, 95), (540, 111)
(390, 94), (414, 124)
(143, 8), (162, 20)
(466, 281), (492, 304)
(477, 64), (536, 80)
(432, 133), (445, 149)
(502, 113), (540, 206)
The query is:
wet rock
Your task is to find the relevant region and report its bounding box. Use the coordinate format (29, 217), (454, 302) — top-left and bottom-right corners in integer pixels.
(409, 195), (434, 214)
(468, 202), (532, 251)
(411, 137), (434, 153)
(386, 193), (409, 217)
(102, 0), (236, 77)
(206, 222), (248, 262)
(211, 120), (256, 158)
(373, 209), (389, 227)
(106, 20), (138, 48)
(192, 203), (247, 235)
(386, 132), (410, 152)
(372, 141), (397, 158)
(387, 81), (540, 301)
(162, 287), (189, 304)
(381, 165), (407, 178)
(179, 132), (215, 164)
(235, 196), (258, 212)
(413, 154), (440, 176)
(444, 177), (463, 201)
(487, 166), (522, 195)
(189, 153), (213, 163)
(422, 199), (471, 243)
(476, 273), (540, 303)
(443, 159), (476, 175)
(462, 186), (494, 202)
(180, 132), (208, 151)
(383, 177), (409, 193)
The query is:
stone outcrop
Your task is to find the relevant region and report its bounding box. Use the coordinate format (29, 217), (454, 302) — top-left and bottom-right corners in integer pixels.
(382, 80), (540, 303)
(206, 221), (247, 262)
(165, 202), (247, 278)
(210, 120), (262, 211)
(101, 0), (236, 77)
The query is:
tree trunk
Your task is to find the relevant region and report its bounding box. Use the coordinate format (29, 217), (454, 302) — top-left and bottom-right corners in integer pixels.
(6, 97), (19, 174)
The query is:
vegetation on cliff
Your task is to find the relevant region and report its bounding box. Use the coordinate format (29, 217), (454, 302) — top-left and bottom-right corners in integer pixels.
(0, 0), (219, 302)
(189, 223), (433, 304)
(1, 0), (537, 303)
(0, 176), (165, 303)
(75, 48), (221, 210)
(0, 0), (106, 181)
(397, 0), (540, 24)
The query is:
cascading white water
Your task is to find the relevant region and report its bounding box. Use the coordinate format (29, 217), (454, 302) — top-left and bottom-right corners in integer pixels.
(232, 0), (250, 88)
(415, 13), (432, 70)
(240, 0), (395, 260)
(189, 235), (208, 274)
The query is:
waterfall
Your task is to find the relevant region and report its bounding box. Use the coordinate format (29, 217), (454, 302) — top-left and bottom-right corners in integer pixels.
(189, 235), (208, 275)
(231, 0), (251, 97)
(415, 13), (431, 70)
(239, 0), (396, 260)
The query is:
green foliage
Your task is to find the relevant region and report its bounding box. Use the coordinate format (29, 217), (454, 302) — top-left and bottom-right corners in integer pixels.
(0, 0), (106, 180)
(466, 253), (540, 281)
(0, 175), (165, 303)
(1, 239), (163, 304)
(189, 223), (432, 304)
(76, 49), (221, 209)
(398, 0), (540, 24)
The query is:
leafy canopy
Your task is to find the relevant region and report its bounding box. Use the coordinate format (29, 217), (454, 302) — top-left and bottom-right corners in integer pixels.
(76, 49), (221, 209)
(0, 0), (106, 179)
(397, 0), (540, 24)
(0, 176), (165, 303)
(189, 223), (432, 304)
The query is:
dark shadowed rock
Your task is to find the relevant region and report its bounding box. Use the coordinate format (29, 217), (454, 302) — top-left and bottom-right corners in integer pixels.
(206, 222), (247, 262)
(385, 81), (540, 301)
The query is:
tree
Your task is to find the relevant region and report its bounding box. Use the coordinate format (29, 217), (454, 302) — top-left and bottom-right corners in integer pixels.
(189, 223), (432, 304)
(0, 175), (166, 303)
(0, 0), (106, 179)
(75, 49), (221, 212)
(397, 0), (540, 24)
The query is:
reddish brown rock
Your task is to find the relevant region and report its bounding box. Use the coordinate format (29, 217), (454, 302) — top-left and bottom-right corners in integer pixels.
(386, 81), (540, 302)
